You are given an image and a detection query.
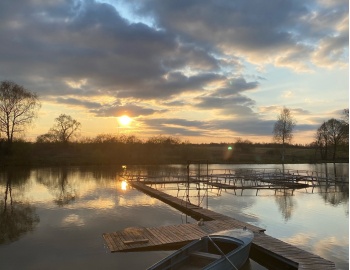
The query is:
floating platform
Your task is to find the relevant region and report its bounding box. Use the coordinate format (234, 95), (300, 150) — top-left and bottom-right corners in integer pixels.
(103, 181), (336, 269)
(207, 181), (309, 190)
(103, 220), (242, 252)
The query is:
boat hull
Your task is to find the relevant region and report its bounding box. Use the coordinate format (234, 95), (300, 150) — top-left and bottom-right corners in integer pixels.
(147, 228), (254, 270)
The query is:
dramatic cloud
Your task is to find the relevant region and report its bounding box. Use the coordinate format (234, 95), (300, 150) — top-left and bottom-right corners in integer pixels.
(195, 95), (255, 111)
(0, 0), (224, 99)
(214, 118), (276, 136)
(0, 0), (347, 143)
(132, 0), (348, 68)
(55, 97), (101, 109)
(142, 118), (209, 136)
(91, 103), (162, 117)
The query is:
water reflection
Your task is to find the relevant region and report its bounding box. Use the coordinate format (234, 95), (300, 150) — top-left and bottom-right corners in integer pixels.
(274, 190), (295, 221)
(36, 167), (77, 206)
(0, 164), (348, 270)
(121, 180), (128, 191)
(0, 168), (39, 244)
(314, 164), (349, 208)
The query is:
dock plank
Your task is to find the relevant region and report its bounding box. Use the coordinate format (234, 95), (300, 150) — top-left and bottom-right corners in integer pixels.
(102, 233), (117, 251)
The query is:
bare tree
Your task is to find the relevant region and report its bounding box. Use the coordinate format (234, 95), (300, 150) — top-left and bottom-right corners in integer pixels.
(49, 114), (81, 143)
(0, 81), (40, 145)
(316, 118), (347, 160)
(341, 109), (349, 146)
(343, 108), (349, 124)
(315, 121), (329, 160)
(273, 107), (296, 163)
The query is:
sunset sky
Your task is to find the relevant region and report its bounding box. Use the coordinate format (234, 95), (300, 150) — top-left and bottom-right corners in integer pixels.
(0, 0), (348, 144)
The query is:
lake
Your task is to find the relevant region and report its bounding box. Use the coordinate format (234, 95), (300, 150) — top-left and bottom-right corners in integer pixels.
(0, 163), (348, 269)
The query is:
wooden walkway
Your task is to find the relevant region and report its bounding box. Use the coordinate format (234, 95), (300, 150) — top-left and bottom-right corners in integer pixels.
(103, 182), (336, 270)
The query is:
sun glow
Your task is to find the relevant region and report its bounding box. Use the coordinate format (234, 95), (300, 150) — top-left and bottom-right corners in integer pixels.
(119, 115), (132, 126)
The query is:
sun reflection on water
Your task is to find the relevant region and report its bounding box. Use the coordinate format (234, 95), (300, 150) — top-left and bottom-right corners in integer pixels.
(121, 180), (128, 191)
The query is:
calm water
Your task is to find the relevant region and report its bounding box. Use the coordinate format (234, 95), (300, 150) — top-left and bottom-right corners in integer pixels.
(0, 164), (348, 270)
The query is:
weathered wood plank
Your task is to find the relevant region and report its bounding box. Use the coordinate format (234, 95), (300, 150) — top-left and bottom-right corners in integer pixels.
(123, 239), (149, 244)
(150, 227), (171, 244)
(144, 229), (163, 246)
(110, 232), (126, 252)
(102, 233), (117, 252)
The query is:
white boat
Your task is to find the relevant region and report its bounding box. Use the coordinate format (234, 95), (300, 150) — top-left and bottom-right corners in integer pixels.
(147, 228), (254, 270)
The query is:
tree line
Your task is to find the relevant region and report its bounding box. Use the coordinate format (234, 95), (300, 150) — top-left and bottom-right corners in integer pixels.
(272, 107), (348, 162)
(0, 80), (348, 163)
(313, 110), (349, 160)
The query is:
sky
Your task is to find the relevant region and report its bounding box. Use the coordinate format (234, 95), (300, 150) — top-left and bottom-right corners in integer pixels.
(0, 0), (348, 144)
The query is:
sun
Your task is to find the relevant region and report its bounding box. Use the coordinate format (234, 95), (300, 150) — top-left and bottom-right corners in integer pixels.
(119, 115), (132, 126)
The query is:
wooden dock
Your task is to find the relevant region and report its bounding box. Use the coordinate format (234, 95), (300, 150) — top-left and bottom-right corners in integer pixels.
(103, 220), (252, 252)
(127, 182), (267, 225)
(122, 167), (348, 190)
(103, 182), (336, 269)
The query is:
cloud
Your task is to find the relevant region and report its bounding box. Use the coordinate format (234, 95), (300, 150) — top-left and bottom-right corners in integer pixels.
(0, 0), (226, 101)
(259, 106), (311, 116)
(0, 0), (347, 143)
(132, 0), (348, 69)
(91, 102), (163, 117)
(142, 116), (276, 137)
(161, 100), (187, 107)
(295, 123), (319, 132)
(140, 114), (321, 138)
(142, 118), (209, 136)
(55, 97), (101, 109)
(117, 72), (224, 99)
(195, 95), (255, 112)
(216, 78), (259, 96)
(214, 118), (276, 136)
(54, 97), (164, 117)
(1, 0), (347, 100)
(193, 77), (258, 116)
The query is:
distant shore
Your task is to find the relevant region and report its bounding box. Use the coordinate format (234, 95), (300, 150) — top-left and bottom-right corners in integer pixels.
(0, 141), (348, 166)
